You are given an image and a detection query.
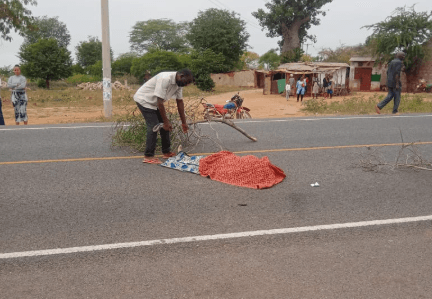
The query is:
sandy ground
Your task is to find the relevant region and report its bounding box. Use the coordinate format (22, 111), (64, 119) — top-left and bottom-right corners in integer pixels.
(0, 89), (404, 126)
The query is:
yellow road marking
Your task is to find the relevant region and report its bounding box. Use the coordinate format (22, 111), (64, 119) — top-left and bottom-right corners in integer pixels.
(1, 141), (432, 165)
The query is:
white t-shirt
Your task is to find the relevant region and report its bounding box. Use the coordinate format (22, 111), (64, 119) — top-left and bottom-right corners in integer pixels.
(134, 72), (183, 110)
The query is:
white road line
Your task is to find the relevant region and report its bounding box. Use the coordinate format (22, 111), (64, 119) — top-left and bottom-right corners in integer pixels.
(1, 114), (431, 131)
(0, 125), (115, 131)
(1, 215), (431, 259)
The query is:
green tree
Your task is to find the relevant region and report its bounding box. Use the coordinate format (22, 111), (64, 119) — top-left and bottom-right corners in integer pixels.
(239, 51), (260, 70)
(187, 8), (249, 69)
(362, 5), (432, 82)
(318, 44), (372, 63)
(129, 19), (189, 54)
(0, 0), (37, 41)
(130, 49), (183, 80)
(112, 52), (139, 76)
(0, 65), (13, 76)
(18, 38), (73, 89)
(252, 0), (332, 58)
(189, 49), (230, 91)
(76, 36), (113, 68)
(87, 60), (102, 80)
(259, 49), (281, 70)
(23, 15), (70, 48)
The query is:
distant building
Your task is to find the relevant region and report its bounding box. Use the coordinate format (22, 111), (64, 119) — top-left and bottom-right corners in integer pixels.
(349, 57), (407, 92)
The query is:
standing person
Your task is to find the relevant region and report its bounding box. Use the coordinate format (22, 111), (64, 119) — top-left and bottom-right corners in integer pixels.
(0, 77), (5, 125)
(323, 74), (330, 99)
(375, 52), (406, 114)
(296, 75), (306, 102)
(134, 69), (194, 164)
(8, 65), (28, 125)
(327, 75), (334, 99)
(289, 74), (295, 96)
(312, 78), (319, 99)
(285, 81), (291, 100)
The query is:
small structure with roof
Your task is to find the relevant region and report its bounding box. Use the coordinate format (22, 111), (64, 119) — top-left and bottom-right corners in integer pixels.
(265, 62), (350, 95)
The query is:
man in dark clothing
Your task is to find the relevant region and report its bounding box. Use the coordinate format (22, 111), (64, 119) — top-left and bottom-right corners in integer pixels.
(375, 52), (405, 114)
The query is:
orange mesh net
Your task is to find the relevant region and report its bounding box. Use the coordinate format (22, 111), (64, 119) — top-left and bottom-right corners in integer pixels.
(199, 151), (286, 189)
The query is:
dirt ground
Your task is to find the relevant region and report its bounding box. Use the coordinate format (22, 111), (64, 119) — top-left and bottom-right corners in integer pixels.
(0, 89), (403, 126)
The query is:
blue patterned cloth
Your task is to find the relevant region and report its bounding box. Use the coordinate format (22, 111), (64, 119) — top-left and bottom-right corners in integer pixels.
(160, 152), (204, 174)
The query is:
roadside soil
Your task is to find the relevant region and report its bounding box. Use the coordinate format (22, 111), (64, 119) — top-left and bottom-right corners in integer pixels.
(0, 89), (412, 125)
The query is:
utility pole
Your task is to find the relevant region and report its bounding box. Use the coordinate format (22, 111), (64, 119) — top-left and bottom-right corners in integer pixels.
(101, 0), (112, 118)
(305, 43), (311, 56)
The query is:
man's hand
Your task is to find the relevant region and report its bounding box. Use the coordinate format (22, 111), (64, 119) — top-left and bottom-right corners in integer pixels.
(163, 122), (172, 132)
(181, 123), (188, 133)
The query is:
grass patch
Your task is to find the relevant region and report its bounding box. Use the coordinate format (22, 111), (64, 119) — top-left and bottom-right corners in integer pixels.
(302, 93), (432, 115)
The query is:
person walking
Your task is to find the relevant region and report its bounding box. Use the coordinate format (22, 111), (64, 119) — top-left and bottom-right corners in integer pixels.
(134, 69), (194, 164)
(0, 77), (5, 125)
(375, 52), (406, 115)
(296, 75), (306, 102)
(8, 65), (28, 125)
(285, 81), (291, 100)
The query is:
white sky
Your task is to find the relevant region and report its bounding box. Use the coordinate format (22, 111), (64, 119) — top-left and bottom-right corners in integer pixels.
(0, 0), (430, 67)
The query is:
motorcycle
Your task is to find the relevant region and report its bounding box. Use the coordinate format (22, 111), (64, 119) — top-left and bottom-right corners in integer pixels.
(201, 92), (252, 120)
(416, 79), (432, 93)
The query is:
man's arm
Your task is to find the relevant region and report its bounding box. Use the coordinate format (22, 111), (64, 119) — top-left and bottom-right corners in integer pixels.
(176, 99), (188, 133)
(394, 61), (403, 91)
(157, 98), (172, 131)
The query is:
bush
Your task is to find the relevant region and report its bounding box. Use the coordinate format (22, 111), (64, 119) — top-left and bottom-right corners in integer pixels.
(37, 79), (47, 88)
(86, 60), (102, 80)
(71, 64), (85, 75)
(66, 74), (100, 85)
(194, 72), (215, 91)
(131, 49), (183, 79)
(112, 52), (139, 76)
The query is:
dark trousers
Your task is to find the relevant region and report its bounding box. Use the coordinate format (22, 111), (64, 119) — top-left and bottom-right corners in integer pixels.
(377, 87), (401, 114)
(0, 99), (5, 125)
(136, 103), (170, 157)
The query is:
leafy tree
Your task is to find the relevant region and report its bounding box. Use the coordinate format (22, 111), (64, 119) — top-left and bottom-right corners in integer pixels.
(71, 63), (85, 75)
(130, 49), (183, 80)
(0, 0), (37, 41)
(259, 49), (281, 70)
(87, 60), (102, 80)
(23, 16), (70, 48)
(362, 5), (432, 80)
(0, 65), (13, 76)
(18, 38), (73, 89)
(76, 36), (113, 68)
(252, 0), (333, 58)
(318, 44), (372, 63)
(189, 49), (230, 91)
(187, 8), (249, 69)
(112, 52), (139, 76)
(129, 19), (189, 54)
(239, 51), (260, 70)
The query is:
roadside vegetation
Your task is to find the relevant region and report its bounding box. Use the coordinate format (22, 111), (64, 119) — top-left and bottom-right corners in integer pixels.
(302, 93), (432, 115)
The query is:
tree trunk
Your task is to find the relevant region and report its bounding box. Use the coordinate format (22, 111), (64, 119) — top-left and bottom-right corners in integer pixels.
(281, 16), (311, 54)
(46, 78), (50, 89)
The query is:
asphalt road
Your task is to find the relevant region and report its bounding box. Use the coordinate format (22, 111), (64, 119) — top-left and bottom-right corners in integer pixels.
(1, 114), (432, 298)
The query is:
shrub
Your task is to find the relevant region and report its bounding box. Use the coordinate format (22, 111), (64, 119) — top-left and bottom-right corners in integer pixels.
(37, 79), (47, 88)
(66, 74), (99, 85)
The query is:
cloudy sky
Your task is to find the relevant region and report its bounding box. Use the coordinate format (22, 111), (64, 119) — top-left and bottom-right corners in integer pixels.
(0, 0), (430, 67)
